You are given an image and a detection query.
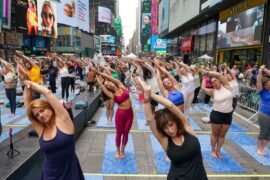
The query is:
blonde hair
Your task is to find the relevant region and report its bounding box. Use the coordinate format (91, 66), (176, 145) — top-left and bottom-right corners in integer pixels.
(27, 99), (55, 122)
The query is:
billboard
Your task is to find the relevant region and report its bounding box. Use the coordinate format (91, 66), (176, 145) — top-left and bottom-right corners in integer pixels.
(1, 0), (11, 29)
(89, 6), (95, 33)
(37, 0), (58, 38)
(151, 0), (158, 35)
(100, 35), (115, 44)
(158, 0), (169, 34)
(141, 13), (152, 51)
(151, 35), (166, 51)
(57, 0), (78, 27)
(114, 18), (122, 37)
(98, 6), (111, 24)
(217, 4), (264, 48)
(77, 0), (89, 32)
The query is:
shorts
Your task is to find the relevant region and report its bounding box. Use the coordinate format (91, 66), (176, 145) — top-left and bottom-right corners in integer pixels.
(258, 112), (270, 140)
(150, 92), (159, 107)
(210, 110), (233, 125)
(41, 70), (48, 75)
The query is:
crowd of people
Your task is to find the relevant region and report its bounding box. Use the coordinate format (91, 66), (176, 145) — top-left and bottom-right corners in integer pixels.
(0, 53), (269, 179)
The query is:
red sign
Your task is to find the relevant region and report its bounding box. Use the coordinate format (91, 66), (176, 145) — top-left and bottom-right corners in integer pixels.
(181, 37), (194, 52)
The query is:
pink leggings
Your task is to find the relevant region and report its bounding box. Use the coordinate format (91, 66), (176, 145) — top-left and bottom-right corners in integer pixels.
(115, 107), (134, 147)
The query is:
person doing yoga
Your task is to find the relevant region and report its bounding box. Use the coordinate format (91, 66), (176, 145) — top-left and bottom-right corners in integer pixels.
(96, 72), (134, 159)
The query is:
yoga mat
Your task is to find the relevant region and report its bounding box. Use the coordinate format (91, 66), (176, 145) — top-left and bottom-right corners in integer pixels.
(189, 117), (202, 131)
(228, 133), (270, 166)
(96, 111), (115, 128)
(102, 134), (137, 174)
(190, 106), (203, 112)
(229, 122), (246, 132)
(0, 128), (23, 142)
(84, 175), (103, 180)
(14, 117), (31, 125)
(198, 102), (212, 112)
(150, 134), (170, 174)
(198, 135), (246, 173)
(135, 112), (150, 131)
(1, 109), (26, 125)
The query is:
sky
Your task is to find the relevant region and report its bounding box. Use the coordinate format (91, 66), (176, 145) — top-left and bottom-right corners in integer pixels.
(119, 0), (139, 47)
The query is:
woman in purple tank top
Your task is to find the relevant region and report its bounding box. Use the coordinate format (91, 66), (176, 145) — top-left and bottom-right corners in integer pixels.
(23, 80), (84, 180)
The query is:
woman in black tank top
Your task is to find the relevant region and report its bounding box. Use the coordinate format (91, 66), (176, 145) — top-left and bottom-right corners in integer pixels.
(136, 77), (208, 180)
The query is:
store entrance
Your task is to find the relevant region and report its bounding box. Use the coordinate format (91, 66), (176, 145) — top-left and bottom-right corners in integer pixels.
(217, 48), (261, 71)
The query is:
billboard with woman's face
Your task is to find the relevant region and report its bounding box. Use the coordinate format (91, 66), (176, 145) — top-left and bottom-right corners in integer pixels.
(37, 0), (58, 38)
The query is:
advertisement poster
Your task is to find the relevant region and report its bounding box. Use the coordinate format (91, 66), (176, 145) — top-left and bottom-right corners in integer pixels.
(77, 0), (89, 32)
(37, 0), (58, 38)
(159, 0), (169, 33)
(141, 13), (152, 50)
(217, 4), (264, 48)
(98, 6), (111, 24)
(151, 0), (158, 35)
(1, 0), (11, 29)
(151, 35), (166, 52)
(57, 0), (78, 27)
(89, 6), (95, 33)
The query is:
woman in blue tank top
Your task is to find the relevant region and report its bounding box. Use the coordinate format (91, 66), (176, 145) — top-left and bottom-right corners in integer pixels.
(136, 77), (207, 180)
(23, 80), (84, 180)
(155, 61), (185, 113)
(256, 65), (270, 156)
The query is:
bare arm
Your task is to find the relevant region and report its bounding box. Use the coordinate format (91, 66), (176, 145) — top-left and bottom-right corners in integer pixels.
(96, 75), (114, 99)
(98, 72), (125, 89)
(158, 66), (180, 89)
(257, 66), (264, 92)
(208, 70), (229, 87)
(201, 77), (214, 96)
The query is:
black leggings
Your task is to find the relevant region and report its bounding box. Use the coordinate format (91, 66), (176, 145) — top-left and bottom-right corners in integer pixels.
(5, 88), (16, 114)
(49, 78), (56, 94)
(61, 77), (71, 100)
(70, 77), (75, 93)
(192, 87), (200, 104)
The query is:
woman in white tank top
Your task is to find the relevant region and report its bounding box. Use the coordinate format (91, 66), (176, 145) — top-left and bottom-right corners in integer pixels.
(200, 69), (233, 159)
(176, 62), (195, 118)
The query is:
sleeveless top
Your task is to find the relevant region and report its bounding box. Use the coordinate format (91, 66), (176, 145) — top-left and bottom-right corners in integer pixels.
(181, 73), (195, 94)
(167, 133), (207, 180)
(213, 86), (233, 113)
(59, 67), (69, 77)
(114, 89), (130, 104)
(167, 89), (184, 106)
(39, 128), (84, 180)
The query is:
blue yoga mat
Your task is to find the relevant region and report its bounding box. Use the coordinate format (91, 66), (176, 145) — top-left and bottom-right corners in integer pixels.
(135, 112), (150, 131)
(1, 109), (26, 125)
(190, 106), (203, 112)
(198, 102), (212, 112)
(96, 111), (115, 128)
(198, 135), (246, 173)
(102, 134), (137, 174)
(189, 117), (202, 131)
(229, 122), (246, 132)
(0, 128), (23, 142)
(84, 175), (103, 180)
(150, 134), (170, 174)
(14, 117), (31, 125)
(228, 133), (270, 166)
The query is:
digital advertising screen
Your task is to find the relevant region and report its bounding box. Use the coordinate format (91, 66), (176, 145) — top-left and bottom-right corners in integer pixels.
(1, 0), (11, 29)
(37, 0), (58, 38)
(77, 0), (89, 32)
(57, 0), (78, 27)
(100, 35), (115, 44)
(151, 35), (167, 52)
(217, 4), (264, 48)
(141, 13), (152, 49)
(98, 6), (111, 24)
(159, 0), (169, 34)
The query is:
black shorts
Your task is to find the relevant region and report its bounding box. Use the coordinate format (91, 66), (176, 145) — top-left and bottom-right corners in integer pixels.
(150, 92), (159, 107)
(210, 110), (233, 125)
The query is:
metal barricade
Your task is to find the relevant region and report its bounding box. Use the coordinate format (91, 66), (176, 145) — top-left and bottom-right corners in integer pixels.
(238, 84), (260, 112)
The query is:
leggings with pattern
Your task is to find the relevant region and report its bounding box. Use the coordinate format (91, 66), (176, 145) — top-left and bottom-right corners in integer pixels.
(115, 107), (133, 147)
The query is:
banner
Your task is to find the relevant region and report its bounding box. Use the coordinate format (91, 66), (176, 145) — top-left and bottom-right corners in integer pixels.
(141, 13), (152, 51)
(181, 37), (194, 52)
(77, 0), (89, 32)
(151, 0), (158, 35)
(57, 0), (78, 27)
(1, 0), (11, 29)
(98, 6), (111, 24)
(37, 0), (58, 38)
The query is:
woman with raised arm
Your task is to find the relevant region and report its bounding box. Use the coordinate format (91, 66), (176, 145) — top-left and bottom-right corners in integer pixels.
(223, 64), (239, 111)
(156, 62), (184, 113)
(23, 80), (84, 180)
(200, 69), (233, 159)
(96, 72), (133, 159)
(256, 65), (270, 156)
(0, 58), (17, 116)
(137, 78), (207, 180)
(177, 62), (195, 118)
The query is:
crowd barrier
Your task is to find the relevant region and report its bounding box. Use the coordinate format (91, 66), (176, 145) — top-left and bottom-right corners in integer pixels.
(238, 84), (260, 112)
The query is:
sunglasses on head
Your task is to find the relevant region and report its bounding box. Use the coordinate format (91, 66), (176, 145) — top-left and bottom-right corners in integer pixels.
(42, 12), (53, 19)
